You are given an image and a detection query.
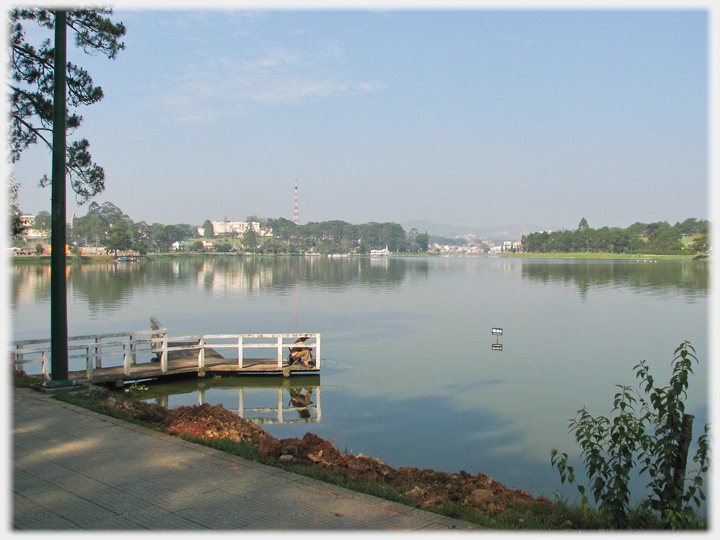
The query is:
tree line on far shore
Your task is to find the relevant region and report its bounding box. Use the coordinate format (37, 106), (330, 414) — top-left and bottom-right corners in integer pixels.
(12, 197), (710, 257)
(521, 218), (710, 255)
(18, 201), (431, 255)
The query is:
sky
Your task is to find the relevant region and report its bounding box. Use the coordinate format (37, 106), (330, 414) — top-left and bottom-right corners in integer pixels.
(6, 1), (716, 232)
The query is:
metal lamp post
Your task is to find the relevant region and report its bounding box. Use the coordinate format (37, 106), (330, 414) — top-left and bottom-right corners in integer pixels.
(43, 10), (75, 388)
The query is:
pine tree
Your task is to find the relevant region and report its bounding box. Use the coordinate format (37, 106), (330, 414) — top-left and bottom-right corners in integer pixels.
(8, 8), (126, 202)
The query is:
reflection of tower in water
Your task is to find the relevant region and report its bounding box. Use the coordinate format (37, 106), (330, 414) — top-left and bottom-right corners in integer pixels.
(294, 281), (299, 329)
(294, 179), (299, 329)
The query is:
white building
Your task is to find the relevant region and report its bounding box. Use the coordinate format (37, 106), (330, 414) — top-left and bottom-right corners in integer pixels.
(198, 220), (272, 238)
(18, 214), (50, 239)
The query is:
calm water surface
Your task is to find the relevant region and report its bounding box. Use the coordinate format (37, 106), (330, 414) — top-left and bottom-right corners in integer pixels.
(9, 256), (710, 502)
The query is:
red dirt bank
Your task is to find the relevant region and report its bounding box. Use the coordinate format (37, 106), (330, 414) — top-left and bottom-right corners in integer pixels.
(103, 399), (552, 514)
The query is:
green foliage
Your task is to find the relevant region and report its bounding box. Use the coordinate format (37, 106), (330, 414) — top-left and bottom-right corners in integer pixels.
(107, 217), (133, 253)
(124, 381), (148, 397)
(551, 342), (710, 529)
(415, 232), (430, 252)
(151, 224), (187, 251)
(523, 219), (708, 255)
(242, 226), (258, 251)
(202, 219), (214, 238)
(7, 174), (25, 237)
(647, 224), (683, 252)
(690, 234), (709, 254)
(32, 210), (52, 232)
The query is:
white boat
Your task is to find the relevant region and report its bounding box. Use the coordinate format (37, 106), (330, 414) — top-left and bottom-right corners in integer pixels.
(370, 246), (391, 257)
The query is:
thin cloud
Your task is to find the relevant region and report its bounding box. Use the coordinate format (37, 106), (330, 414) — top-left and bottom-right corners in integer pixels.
(158, 41), (388, 123)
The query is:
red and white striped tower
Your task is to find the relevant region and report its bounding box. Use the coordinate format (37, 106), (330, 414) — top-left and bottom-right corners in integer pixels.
(293, 179), (299, 225)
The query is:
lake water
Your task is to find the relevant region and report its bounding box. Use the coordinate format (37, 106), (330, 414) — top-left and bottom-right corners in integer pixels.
(9, 255), (710, 503)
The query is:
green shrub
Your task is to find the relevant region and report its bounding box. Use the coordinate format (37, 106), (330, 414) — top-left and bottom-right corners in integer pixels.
(551, 342), (710, 529)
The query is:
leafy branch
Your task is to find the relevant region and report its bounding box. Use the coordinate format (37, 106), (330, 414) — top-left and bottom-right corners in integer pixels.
(551, 342), (710, 529)
(7, 8), (125, 203)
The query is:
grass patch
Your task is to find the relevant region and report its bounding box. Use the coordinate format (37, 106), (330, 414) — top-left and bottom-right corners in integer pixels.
(502, 252), (694, 260)
(12, 370), (45, 388)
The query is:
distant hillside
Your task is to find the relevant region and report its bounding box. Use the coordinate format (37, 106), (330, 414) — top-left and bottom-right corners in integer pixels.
(401, 221), (556, 240)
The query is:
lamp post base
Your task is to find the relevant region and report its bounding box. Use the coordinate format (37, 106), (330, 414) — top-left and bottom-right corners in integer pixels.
(41, 379), (78, 389)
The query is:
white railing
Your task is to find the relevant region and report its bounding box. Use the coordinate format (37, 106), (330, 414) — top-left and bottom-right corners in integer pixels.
(10, 318), (320, 381)
(11, 327), (168, 381)
(157, 333), (321, 371)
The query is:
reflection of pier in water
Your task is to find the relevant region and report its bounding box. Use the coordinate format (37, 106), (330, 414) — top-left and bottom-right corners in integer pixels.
(145, 375), (321, 425)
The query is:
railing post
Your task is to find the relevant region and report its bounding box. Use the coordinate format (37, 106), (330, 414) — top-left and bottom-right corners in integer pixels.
(161, 333), (168, 372)
(198, 336), (205, 368)
(94, 337), (102, 368)
(15, 344), (24, 374)
(238, 335), (243, 368)
(277, 335), (283, 368)
(129, 334), (137, 365)
(41, 351), (50, 380)
(123, 341), (132, 376)
(315, 334), (321, 368)
(150, 317), (161, 357)
(86, 345), (93, 381)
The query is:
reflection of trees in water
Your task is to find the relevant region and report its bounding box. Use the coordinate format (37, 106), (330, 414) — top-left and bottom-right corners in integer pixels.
(194, 256), (424, 294)
(521, 261), (709, 300)
(68, 263), (150, 312)
(11, 257), (430, 308)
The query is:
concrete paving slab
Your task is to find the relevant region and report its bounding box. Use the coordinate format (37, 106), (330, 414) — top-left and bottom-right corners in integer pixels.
(11, 387), (485, 531)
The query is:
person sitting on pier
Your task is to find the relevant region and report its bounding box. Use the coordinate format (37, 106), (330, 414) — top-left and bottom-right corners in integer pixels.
(290, 337), (313, 368)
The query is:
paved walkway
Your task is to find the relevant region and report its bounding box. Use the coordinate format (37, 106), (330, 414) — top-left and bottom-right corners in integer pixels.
(11, 387), (483, 531)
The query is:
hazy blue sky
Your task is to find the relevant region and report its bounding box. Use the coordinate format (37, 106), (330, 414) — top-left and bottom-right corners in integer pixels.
(9, 2), (712, 232)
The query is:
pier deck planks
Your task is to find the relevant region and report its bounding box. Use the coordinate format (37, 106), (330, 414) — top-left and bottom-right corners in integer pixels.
(68, 344), (318, 385)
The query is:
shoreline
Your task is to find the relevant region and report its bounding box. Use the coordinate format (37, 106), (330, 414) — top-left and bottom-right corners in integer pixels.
(500, 252), (703, 260)
(7, 252), (705, 264)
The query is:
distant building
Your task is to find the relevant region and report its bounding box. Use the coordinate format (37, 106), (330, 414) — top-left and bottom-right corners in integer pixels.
(19, 215), (35, 229)
(80, 246), (107, 255)
(198, 220), (272, 238)
(18, 214), (50, 239)
(171, 240), (197, 251)
(489, 240), (523, 254)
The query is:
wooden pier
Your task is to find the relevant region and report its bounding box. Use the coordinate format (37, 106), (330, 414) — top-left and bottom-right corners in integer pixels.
(11, 318), (320, 386)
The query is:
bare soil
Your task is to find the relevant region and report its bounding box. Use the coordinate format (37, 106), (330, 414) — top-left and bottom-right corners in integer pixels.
(101, 398), (552, 515)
